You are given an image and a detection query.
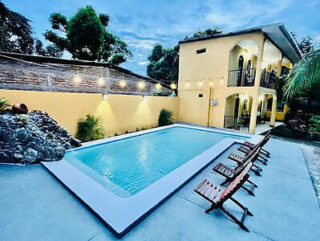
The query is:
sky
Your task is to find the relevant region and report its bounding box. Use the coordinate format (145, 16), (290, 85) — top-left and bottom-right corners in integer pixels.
(2, 0), (320, 76)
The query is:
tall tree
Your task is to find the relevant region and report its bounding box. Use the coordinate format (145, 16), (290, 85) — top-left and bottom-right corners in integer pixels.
(44, 6), (132, 64)
(0, 1), (34, 54)
(291, 32), (315, 56)
(147, 28), (222, 84)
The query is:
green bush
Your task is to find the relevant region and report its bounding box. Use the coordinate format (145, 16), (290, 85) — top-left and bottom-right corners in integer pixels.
(158, 109), (173, 126)
(76, 115), (105, 142)
(308, 116), (320, 133)
(0, 97), (10, 112)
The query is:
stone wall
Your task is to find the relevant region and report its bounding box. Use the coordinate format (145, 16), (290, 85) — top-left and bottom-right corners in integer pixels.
(0, 53), (172, 95)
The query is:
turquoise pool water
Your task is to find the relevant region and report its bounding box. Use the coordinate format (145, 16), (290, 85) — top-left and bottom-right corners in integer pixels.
(66, 126), (247, 197)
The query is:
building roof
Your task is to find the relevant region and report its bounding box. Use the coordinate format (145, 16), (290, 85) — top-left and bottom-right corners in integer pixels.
(179, 23), (302, 64)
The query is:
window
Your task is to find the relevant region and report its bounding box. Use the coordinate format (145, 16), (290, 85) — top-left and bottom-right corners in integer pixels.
(196, 48), (206, 54)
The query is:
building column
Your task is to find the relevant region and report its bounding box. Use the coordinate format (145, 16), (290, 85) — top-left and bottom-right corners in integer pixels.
(270, 96), (277, 127)
(254, 37), (266, 88)
(249, 97), (258, 134)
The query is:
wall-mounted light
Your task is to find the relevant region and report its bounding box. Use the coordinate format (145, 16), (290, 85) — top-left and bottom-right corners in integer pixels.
(73, 73), (82, 84)
(155, 82), (162, 90)
(138, 80), (146, 89)
(143, 95), (147, 101)
(97, 77), (104, 87)
(119, 80), (127, 88)
(170, 82), (177, 90)
(103, 94), (108, 100)
(209, 80), (214, 87)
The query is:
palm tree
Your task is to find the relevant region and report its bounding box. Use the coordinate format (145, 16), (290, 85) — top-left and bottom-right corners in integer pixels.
(284, 49), (320, 101)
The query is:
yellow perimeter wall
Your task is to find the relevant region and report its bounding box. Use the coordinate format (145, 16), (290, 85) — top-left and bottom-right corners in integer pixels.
(1, 90), (178, 136)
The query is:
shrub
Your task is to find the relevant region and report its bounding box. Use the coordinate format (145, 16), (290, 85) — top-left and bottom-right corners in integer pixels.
(308, 115), (320, 133)
(158, 108), (173, 126)
(76, 115), (104, 142)
(0, 97), (10, 112)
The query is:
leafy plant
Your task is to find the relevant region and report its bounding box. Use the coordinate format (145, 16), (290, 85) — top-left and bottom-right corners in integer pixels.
(284, 49), (320, 102)
(308, 116), (320, 133)
(158, 109), (173, 126)
(76, 115), (105, 142)
(0, 97), (10, 111)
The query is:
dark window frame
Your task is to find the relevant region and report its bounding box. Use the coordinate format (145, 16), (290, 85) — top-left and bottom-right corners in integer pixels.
(196, 48), (206, 54)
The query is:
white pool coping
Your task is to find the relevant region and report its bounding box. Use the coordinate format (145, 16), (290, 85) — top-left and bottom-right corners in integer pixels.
(42, 124), (257, 238)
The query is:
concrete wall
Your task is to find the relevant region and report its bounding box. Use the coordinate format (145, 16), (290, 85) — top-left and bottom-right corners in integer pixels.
(1, 89), (178, 136)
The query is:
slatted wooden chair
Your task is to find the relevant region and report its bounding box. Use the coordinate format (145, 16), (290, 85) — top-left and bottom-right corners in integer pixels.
(195, 163), (253, 232)
(228, 153), (262, 176)
(238, 146), (268, 165)
(238, 130), (272, 165)
(241, 129), (272, 158)
(213, 147), (260, 196)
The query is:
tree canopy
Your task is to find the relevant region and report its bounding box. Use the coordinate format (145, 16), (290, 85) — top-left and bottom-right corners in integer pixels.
(147, 28), (222, 84)
(0, 1), (34, 54)
(44, 6), (132, 65)
(291, 32), (315, 56)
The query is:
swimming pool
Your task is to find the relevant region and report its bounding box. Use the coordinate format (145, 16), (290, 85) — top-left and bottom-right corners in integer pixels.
(66, 126), (247, 197)
(43, 124), (251, 237)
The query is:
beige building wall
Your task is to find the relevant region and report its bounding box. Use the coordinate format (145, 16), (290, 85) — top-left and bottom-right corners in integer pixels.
(178, 32), (266, 130)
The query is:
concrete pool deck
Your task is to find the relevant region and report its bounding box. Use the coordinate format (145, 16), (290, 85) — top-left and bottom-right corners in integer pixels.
(1, 138), (320, 241)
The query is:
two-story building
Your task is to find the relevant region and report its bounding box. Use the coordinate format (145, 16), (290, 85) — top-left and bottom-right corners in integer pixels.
(178, 23), (302, 133)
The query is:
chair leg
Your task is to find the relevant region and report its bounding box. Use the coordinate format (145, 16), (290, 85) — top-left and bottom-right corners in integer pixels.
(205, 204), (216, 213)
(230, 197), (253, 216)
(219, 205), (250, 232)
(220, 178), (230, 186)
(257, 156), (268, 165)
(251, 166), (262, 176)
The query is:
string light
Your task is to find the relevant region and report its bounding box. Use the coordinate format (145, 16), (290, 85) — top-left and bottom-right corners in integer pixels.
(119, 80), (127, 88)
(170, 82), (177, 90)
(155, 82), (162, 90)
(138, 80), (146, 89)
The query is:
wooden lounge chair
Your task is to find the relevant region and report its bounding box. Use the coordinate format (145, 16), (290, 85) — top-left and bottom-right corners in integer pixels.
(195, 163), (253, 232)
(213, 147), (260, 196)
(240, 130), (272, 158)
(228, 153), (263, 176)
(237, 146), (268, 165)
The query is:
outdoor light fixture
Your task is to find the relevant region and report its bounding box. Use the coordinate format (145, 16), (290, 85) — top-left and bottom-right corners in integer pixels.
(103, 94), (108, 100)
(97, 77), (104, 87)
(138, 80), (146, 89)
(119, 80), (127, 88)
(155, 82), (162, 89)
(73, 74), (82, 84)
(170, 82), (177, 90)
(143, 95), (147, 101)
(209, 80), (214, 87)
(198, 80), (203, 87)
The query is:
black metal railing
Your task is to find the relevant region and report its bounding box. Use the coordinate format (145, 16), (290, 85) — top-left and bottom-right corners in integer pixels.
(224, 115), (249, 132)
(260, 70), (278, 89)
(228, 68), (256, 87)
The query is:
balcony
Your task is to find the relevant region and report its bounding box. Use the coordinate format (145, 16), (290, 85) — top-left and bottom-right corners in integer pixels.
(228, 68), (256, 87)
(260, 70), (278, 89)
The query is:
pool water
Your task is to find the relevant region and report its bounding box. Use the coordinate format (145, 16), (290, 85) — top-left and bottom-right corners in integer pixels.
(66, 127), (246, 197)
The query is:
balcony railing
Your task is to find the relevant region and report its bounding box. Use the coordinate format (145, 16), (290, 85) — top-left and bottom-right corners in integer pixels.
(260, 70), (278, 89)
(228, 68), (256, 87)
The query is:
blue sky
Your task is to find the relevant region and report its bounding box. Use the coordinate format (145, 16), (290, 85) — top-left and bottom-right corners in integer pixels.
(3, 0), (320, 76)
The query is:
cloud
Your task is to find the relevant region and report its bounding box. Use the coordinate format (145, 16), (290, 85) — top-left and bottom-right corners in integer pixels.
(138, 61), (148, 66)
